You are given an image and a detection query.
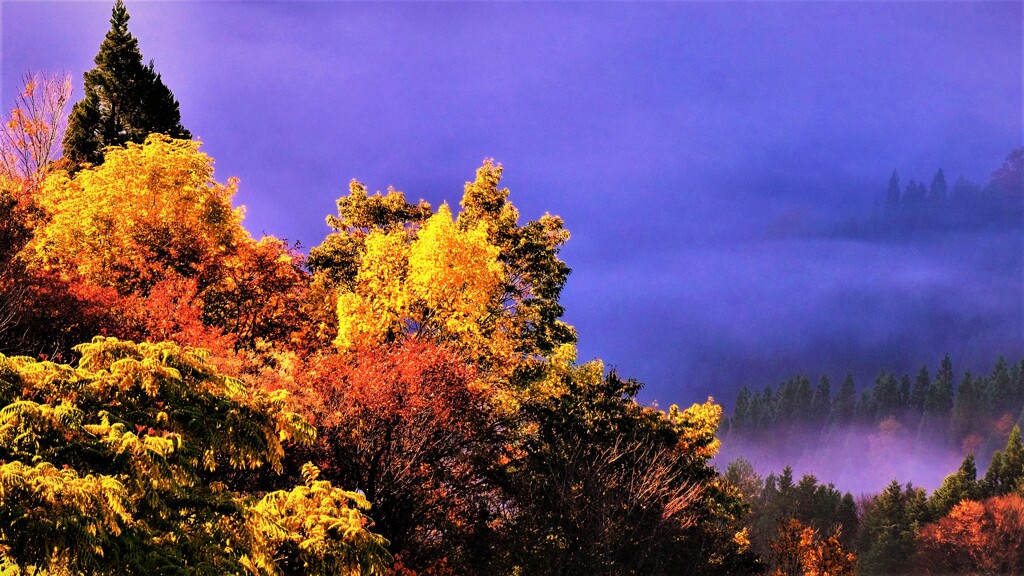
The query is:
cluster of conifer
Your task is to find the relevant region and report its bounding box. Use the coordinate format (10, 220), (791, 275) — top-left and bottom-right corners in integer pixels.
(728, 354), (1024, 575)
(728, 425), (1024, 576)
(832, 152), (1023, 238)
(728, 355), (1024, 458)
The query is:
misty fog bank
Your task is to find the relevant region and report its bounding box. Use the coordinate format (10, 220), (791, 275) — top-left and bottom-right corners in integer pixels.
(715, 428), (969, 495)
(570, 227), (1022, 409)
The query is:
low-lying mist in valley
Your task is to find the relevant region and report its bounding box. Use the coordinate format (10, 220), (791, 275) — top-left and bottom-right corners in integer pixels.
(572, 227), (1023, 407)
(716, 426), (971, 495)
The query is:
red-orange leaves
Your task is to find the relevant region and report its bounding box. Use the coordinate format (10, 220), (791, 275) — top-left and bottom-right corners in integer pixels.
(914, 494), (1024, 575)
(291, 340), (498, 573)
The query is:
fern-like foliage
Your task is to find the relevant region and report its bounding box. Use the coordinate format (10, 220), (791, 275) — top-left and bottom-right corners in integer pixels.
(0, 337), (389, 574)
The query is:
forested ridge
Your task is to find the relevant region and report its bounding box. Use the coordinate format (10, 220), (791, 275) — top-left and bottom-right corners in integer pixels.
(832, 156), (1023, 239)
(725, 356), (1024, 575)
(1, 2), (1022, 575)
(728, 355), (1024, 456)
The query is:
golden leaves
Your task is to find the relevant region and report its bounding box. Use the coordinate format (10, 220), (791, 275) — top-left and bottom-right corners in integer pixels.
(30, 134), (244, 294)
(668, 398), (723, 460)
(334, 204), (508, 368)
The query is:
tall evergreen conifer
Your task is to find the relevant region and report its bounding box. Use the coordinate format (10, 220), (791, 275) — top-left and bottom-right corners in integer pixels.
(831, 374), (856, 427)
(911, 366), (931, 413)
(983, 425), (1024, 497)
(811, 375), (832, 427)
(885, 170), (901, 213)
(928, 169), (947, 202)
(62, 0), (190, 167)
(927, 355), (955, 415)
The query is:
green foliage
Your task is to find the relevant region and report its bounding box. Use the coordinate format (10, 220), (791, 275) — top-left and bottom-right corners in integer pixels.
(739, 465), (857, 562)
(62, 0), (190, 168)
(929, 453), (980, 517)
(927, 354), (955, 415)
(856, 480), (929, 575)
(982, 425), (1024, 498)
(306, 180), (431, 291)
(0, 337), (389, 574)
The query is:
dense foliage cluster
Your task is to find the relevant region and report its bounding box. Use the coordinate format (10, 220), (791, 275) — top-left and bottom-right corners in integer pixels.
(0, 3), (759, 573)
(0, 338), (389, 574)
(727, 421), (1024, 574)
(5, 3), (1022, 574)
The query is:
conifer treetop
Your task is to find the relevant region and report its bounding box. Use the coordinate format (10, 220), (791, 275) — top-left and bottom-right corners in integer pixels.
(62, 0), (190, 168)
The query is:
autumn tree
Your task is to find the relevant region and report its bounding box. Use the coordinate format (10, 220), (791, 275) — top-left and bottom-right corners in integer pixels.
(201, 236), (309, 350)
(496, 365), (758, 576)
(62, 0), (190, 168)
(309, 160), (575, 384)
(0, 337), (389, 574)
(914, 494), (1024, 575)
(768, 518), (856, 576)
(32, 135), (241, 295)
(330, 204), (507, 368)
(286, 340), (499, 573)
(27, 134), (308, 354)
(300, 162), (759, 575)
(0, 72), (73, 189)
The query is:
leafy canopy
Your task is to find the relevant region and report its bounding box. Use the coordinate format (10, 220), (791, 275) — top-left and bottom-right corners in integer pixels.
(0, 337), (389, 575)
(32, 134), (242, 296)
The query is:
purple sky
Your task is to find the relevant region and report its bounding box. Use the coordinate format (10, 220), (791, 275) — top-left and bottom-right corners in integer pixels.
(2, 1), (1022, 410)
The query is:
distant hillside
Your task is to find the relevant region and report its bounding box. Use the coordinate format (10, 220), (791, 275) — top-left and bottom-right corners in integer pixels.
(832, 148), (1023, 239)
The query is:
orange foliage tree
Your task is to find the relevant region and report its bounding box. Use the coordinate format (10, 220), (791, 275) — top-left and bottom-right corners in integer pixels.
(288, 339), (498, 573)
(914, 494), (1024, 575)
(769, 518), (857, 576)
(23, 134), (308, 355)
(0, 72), (72, 190)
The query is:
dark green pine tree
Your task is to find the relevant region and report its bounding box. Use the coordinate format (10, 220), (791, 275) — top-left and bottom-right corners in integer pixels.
(897, 374), (912, 414)
(792, 375), (813, 424)
(910, 366), (931, 413)
(982, 425), (1024, 497)
(62, 0), (190, 167)
(872, 372), (899, 420)
(811, 375), (831, 428)
(830, 373), (856, 427)
(927, 355), (955, 416)
(884, 170), (901, 213)
(990, 357), (1014, 416)
(731, 386), (752, 436)
(858, 480), (928, 575)
(856, 389), (875, 424)
(929, 453), (980, 517)
(952, 372), (980, 440)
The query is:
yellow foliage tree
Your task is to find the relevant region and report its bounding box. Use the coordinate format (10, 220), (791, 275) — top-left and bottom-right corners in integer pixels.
(31, 134), (243, 295)
(312, 161), (576, 381)
(668, 397), (724, 460)
(23, 135), (310, 353)
(334, 204), (509, 371)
